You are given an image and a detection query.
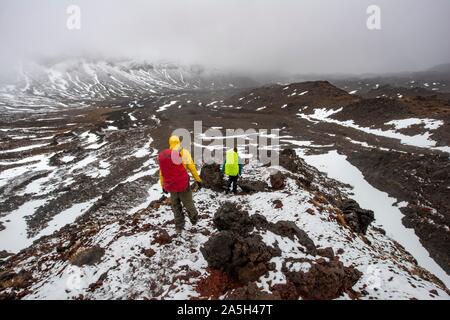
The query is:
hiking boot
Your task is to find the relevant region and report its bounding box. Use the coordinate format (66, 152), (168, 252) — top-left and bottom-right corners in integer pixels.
(175, 226), (183, 234)
(190, 217), (198, 226)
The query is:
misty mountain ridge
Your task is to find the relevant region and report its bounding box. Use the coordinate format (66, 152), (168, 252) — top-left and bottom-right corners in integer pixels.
(0, 59), (259, 113)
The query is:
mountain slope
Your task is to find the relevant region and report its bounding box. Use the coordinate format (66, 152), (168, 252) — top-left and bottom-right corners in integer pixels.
(1, 70), (449, 299)
(0, 60), (258, 113)
(0, 149), (448, 300)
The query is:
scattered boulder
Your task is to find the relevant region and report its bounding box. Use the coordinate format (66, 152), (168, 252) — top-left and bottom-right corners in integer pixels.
(213, 202), (253, 235)
(283, 258), (362, 300)
(69, 246), (105, 267)
(278, 149), (314, 187)
(196, 268), (240, 299)
(273, 199), (283, 209)
(279, 149), (306, 173)
(268, 221), (317, 255)
(339, 199), (375, 234)
(372, 226), (386, 235)
(316, 247), (335, 260)
(201, 231), (280, 283)
(88, 272), (108, 292)
(270, 172), (287, 190)
(271, 281), (299, 300)
(204, 200), (355, 300)
(201, 231), (236, 269)
(226, 282), (281, 300)
(202, 202), (318, 284)
(213, 203), (316, 257)
(0, 250), (13, 260)
(151, 229), (172, 245)
(429, 289), (439, 296)
(250, 214), (270, 229)
(239, 179), (268, 193)
(200, 164), (224, 191)
(142, 248), (156, 258)
(0, 270), (33, 290)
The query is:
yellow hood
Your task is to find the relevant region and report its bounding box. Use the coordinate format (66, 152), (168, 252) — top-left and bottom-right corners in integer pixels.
(169, 135), (181, 150)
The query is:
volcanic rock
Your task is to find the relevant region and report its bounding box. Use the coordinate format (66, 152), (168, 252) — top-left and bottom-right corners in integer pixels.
(200, 164), (225, 191)
(213, 202), (253, 235)
(69, 246), (105, 267)
(339, 199), (375, 234)
(270, 172), (287, 190)
(284, 258), (362, 300)
(238, 179), (268, 193)
(200, 231), (280, 283)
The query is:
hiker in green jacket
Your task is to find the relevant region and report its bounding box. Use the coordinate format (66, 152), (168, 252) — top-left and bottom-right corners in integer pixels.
(221, 148), (243, 194)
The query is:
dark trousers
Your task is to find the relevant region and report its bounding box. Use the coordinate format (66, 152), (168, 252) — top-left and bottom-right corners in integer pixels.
(170, 188), (198, 228)
(227, 175), (239, 193)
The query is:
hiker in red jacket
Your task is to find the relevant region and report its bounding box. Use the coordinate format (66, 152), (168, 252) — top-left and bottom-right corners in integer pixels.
(158, 135), (202, 234)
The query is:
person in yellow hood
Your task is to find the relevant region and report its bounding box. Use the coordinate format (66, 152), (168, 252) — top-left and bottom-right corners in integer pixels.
(158, 135), (202, 234)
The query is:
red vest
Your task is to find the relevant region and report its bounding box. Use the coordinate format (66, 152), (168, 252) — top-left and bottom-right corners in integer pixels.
(158, 148), (189, 193)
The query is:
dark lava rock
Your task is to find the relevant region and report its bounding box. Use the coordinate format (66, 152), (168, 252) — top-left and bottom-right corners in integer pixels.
(0, 250), (13, 260)
(69, 246), (105, 267)
(226, 282), (281, 300)
(273, 199), (283, 209)
(213, 202), (253, 235)
(0, 251), (13, 261)
(142, 248), (156, 258)
(429, 289), (439, 296)
(339, 199), (374, 234)
(372, 226), (386, 235)
(200, 164), (224, 191)
(200, 231), (280, 283)
(200, 231), (236, 268)
(278, 149), (313, 186)
(196, 268), (240, 299)
(270, 172), (287, 190)
(271, 281), (299, 300)
(268, 221), (317, 255)
(250, 214), (271, 229)
(279, 149), (304, 173)
(316, 247), (335, 260)
(202, 202), (318, 284)
(213, 203), (315, 258)
(151, 229), (172, 245)
(284, 258), (362, 300)
(0, 270), (33, 290)
(239, 179), (269, 193)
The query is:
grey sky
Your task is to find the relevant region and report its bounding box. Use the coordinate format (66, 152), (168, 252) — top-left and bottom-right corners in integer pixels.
(1, 0), (449, 78)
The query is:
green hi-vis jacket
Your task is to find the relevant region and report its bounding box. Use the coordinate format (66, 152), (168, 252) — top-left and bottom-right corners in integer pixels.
(222, 150), (243, 177)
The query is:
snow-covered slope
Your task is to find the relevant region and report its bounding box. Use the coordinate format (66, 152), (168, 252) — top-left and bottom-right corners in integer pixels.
(0, 150), (448, 300)
(0, 60), (256, 113)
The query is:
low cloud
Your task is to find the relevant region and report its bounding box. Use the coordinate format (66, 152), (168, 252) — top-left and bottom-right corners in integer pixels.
(1, 0), (450, 80)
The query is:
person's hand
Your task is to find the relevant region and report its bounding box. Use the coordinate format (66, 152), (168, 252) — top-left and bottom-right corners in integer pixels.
(191, 181), (202, 191)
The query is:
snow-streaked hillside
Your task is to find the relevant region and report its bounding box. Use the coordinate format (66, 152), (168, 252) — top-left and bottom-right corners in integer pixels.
(0, 60), (257, 113)
(1, 150), (448, 300)
(1, 75), (449, 300)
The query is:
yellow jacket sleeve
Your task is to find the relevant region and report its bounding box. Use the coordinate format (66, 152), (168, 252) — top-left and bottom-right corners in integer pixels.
(159, 169), (164, 187)
(181, 149), (202, 183)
